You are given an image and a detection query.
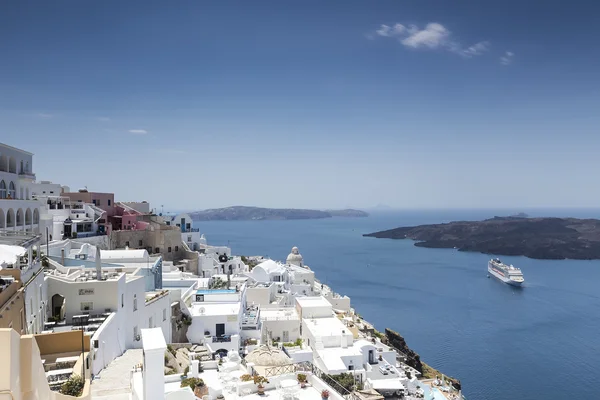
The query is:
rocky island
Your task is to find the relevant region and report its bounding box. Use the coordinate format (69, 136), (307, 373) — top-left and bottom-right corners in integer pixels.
(364, 216), (600, 260)
(190, 206), (368, 221)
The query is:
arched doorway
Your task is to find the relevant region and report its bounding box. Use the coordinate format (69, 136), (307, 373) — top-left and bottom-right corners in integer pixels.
(16, 208), (24, 229)
(51, 294), (66, 321)
(0, 180), (6, 198)
(0, 209), (5, 229)
(0, 155), (7, 172)
(33, 208), (39, 224)
(8, 181), (16, 199)
(25, 208), (32, 228)
(6, 208), (15, 228)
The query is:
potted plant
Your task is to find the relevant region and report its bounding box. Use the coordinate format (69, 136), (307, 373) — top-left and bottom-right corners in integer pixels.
(297, 373), (307, 388)
(193, 379), (208, 398)
(253, 375), (269, 395)
(321, 389), (330, 400)
(378, 354), (383, 361)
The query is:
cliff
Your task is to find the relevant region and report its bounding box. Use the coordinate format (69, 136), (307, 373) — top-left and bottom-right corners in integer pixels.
(189, 206), (368, 221)
(384, 329), (461, 390)
(364, 217), (600, 260)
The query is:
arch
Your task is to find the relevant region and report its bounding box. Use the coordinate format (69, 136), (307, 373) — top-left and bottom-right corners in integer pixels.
(33, 208), (39, 224)
(25, 208), (32, 226)
(8, 156), (16, 173)
(20, 160), (24, 174)
(8, 181), (16, 199)
(51, 294), (66, 320)
(0, 154), (7, 172)
(6, 208), (15, 227)
(0, 209), (4, 229)
(16, 208), (24, 228)
(25, 161), (30, 173)
(20, 187), (24, 200)
(26, 187), (30, 200)
(0, 180), (5, 199)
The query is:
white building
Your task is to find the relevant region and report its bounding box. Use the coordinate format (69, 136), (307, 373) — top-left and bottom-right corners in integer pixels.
(44, 251), (171, 375)
(0, 143), (42, 233)
(162, 213), (202, 251)
(259, 306), (301, 344)
(184, 286), (244, 354)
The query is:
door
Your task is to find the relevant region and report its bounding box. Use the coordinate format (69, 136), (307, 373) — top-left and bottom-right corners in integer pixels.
(216, 323), (225, 337)
(181, 218), (185, 232)
(282, 331), (289, 342)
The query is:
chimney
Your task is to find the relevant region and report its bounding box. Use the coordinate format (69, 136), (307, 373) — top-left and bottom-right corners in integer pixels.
(95, 247), (102, 280)
(141, 328), (167, 400)
(61, 249), (65, 266)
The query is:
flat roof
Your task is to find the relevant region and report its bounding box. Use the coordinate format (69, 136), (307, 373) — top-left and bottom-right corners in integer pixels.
(303, 316), (350, 337)
(260, 308), (299, 320)
(196, 289), (236, 295)
(295, 296), (332, 308)
(191, 302), (240, 316)
(141, 328), (166, 351)
(0, 142), (33, 155)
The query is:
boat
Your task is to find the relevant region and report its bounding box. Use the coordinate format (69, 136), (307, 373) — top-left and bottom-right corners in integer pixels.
(488, 258), (524, 287)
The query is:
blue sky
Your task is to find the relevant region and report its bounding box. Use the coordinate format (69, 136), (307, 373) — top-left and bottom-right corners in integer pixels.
(1, 0), (599, 211)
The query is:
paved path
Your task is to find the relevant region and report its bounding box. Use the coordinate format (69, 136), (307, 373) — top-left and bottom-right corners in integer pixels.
(91, 349), (143, 400)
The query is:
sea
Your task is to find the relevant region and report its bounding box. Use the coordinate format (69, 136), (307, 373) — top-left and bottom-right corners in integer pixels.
(193, 209), (600, 400)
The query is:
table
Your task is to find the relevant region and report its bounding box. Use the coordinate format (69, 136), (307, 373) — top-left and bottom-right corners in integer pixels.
(280, 379), (301, 397)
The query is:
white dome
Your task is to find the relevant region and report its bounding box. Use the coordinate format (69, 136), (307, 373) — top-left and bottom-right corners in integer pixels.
(245, 346), (291, 366)
(286, 246), (303, 264)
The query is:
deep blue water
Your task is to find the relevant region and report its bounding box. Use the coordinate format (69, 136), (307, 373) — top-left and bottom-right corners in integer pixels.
(193, 209), (600, 400)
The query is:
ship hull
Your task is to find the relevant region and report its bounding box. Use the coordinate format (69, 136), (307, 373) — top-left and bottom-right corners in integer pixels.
(488, 266), (523, 287)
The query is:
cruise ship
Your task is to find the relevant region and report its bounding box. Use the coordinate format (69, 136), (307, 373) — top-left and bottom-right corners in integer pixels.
(488, 258), (524, 287)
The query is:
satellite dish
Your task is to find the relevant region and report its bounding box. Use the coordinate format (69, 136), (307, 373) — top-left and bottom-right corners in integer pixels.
(199, 307), (205, 315)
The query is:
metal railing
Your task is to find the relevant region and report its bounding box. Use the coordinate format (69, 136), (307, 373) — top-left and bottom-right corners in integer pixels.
(262, 361), (361, 400)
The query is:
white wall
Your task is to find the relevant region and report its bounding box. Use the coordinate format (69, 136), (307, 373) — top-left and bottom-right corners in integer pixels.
(91, 312), (123, 375)
(144, 294), (172, 343)
(324, 295), (351, 312)
(261, 318), (300, 343)
(246, 286), (271, 306)
(24, 269), (47, 334)
(46, 275), (121, 323)
(125, 276), (146, 348)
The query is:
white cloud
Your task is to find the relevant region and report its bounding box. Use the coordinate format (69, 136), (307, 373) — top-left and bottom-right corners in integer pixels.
(37, 113), (53, 118)
(376, 23), (407, 37)
(128, 129), (148, 135)
(374, 22), (490, 59)
(401, 23), (450, 49)
(500, 51), (514, 65)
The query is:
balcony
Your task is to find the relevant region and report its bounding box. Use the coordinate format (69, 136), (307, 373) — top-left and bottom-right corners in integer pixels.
(182, 228), (200, 233)
(212, 334), (232, 343)
(19, 170), (36, 180)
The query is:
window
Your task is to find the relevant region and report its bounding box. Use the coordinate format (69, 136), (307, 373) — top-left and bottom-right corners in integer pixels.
(0, 180), (5, 198)
(133, 326), (138, 340)
(175, 246), (179, 252)
(139, 240), (143, 247)
(133, 296), (138, 312)
(50, 191), (54, 194)
(195, 294), (204, 302)
(188, 235), (192, 242)
(155, 247), (159, 253)
(125, 241), (130, 247)
(108, 199), (111, 206)
(163, 309), (167, 321)
(149, 317), (153, 328)
(81, 302), (93, 311)
(168, 247), (172, 253)
(121, 294), (124, 308)
(96, 199), (101, 206)
(93, 199), (97, 206)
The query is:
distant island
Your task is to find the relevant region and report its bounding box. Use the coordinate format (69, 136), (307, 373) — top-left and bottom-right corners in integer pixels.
(189, 206), (368, 221)
(364, 217), (600, 260)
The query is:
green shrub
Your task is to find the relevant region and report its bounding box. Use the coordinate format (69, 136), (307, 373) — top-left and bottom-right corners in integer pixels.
(181, 377), (204, 389)
(59, 375), (85, 397)
(183, 365), (190, 376)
